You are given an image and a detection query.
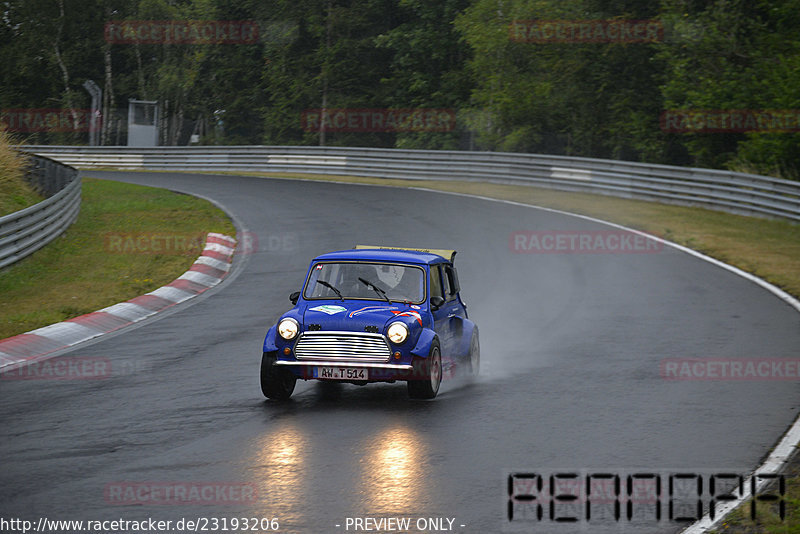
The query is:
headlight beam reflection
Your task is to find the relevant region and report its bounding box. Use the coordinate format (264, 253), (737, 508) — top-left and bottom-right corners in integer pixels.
(359, 426), (429, 515)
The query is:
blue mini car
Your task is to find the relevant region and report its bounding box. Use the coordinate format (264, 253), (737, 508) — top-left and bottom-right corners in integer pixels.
(261, 246), (479, 399)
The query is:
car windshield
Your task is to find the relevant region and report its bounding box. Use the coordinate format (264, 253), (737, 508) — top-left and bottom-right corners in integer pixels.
(304, 262), (425, 304)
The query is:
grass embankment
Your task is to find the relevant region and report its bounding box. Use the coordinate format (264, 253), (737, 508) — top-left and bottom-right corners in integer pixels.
(0, 128), (42, 216)
(0, 178), (235, 340)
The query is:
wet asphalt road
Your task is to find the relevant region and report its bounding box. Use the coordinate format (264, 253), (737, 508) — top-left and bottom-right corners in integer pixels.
(1, 171), (799, 534)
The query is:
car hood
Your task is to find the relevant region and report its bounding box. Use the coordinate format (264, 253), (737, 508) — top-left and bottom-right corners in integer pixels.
(301, 301), (425, 331)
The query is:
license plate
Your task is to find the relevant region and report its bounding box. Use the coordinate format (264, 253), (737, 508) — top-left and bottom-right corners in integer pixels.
(313, 366), (369, 380)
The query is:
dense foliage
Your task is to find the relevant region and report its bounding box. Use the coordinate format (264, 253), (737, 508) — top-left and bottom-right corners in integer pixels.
(1, 0), (798, 178)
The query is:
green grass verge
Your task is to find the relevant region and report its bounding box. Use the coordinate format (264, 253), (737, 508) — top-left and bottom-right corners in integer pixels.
(0, 177), (235, 339)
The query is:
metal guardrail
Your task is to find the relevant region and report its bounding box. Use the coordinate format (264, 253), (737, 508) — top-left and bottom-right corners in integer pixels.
(0, 154), (81, 269)
(23, 145), (800, 222)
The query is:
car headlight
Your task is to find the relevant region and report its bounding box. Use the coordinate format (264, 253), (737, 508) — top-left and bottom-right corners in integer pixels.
(387, 322), (409, 344)
(278, 317), (300, 340)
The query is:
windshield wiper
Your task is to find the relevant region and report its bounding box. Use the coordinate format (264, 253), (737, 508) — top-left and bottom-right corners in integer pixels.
(316, 280), (344, 301)
(358, 277), (391, 303)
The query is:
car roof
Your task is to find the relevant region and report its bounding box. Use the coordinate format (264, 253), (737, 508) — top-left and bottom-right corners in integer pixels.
(312, 248), (450, 266)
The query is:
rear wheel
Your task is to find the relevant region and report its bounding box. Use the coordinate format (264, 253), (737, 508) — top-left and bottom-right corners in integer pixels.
(408, 340), (442, 399)
(260, 352), (296, 400)
(467, 330), (480, 375)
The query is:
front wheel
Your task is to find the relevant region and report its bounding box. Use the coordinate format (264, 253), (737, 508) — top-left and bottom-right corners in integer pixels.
(260, 352), (296, 400)
(408, 340), (442, 399)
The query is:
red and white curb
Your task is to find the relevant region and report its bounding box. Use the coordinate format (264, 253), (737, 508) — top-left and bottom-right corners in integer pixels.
(0, 232), (236, 373)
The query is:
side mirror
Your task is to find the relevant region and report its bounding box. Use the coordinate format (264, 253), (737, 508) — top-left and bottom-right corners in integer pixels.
(289, 291), (300, 305)
(430, 296), (444, 310)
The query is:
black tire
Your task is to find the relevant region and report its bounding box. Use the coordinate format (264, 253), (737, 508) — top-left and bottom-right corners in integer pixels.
(260, 352), (296, 400)
(407, 339), (442, 399)
(467, 330), (480, 375)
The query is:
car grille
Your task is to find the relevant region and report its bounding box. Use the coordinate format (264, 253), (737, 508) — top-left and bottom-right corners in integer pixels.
(294, 331), (392, 363)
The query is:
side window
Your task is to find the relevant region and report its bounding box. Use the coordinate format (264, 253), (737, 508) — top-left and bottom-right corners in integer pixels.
(441, 265), (453, 300)
(443, 264), (459, 301)
(447, 265), (460, 295)
(429, 265), (444, 300)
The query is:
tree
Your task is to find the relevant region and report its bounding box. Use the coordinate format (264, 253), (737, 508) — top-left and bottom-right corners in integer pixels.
(376, 0), (473, 149)
(456, 0), (668, 160)
(658, 0), (800, 177)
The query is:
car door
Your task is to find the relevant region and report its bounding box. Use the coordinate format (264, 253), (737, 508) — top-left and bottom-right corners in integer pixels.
(441, 263), (467, 358)
(429, 264), (452, 354)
